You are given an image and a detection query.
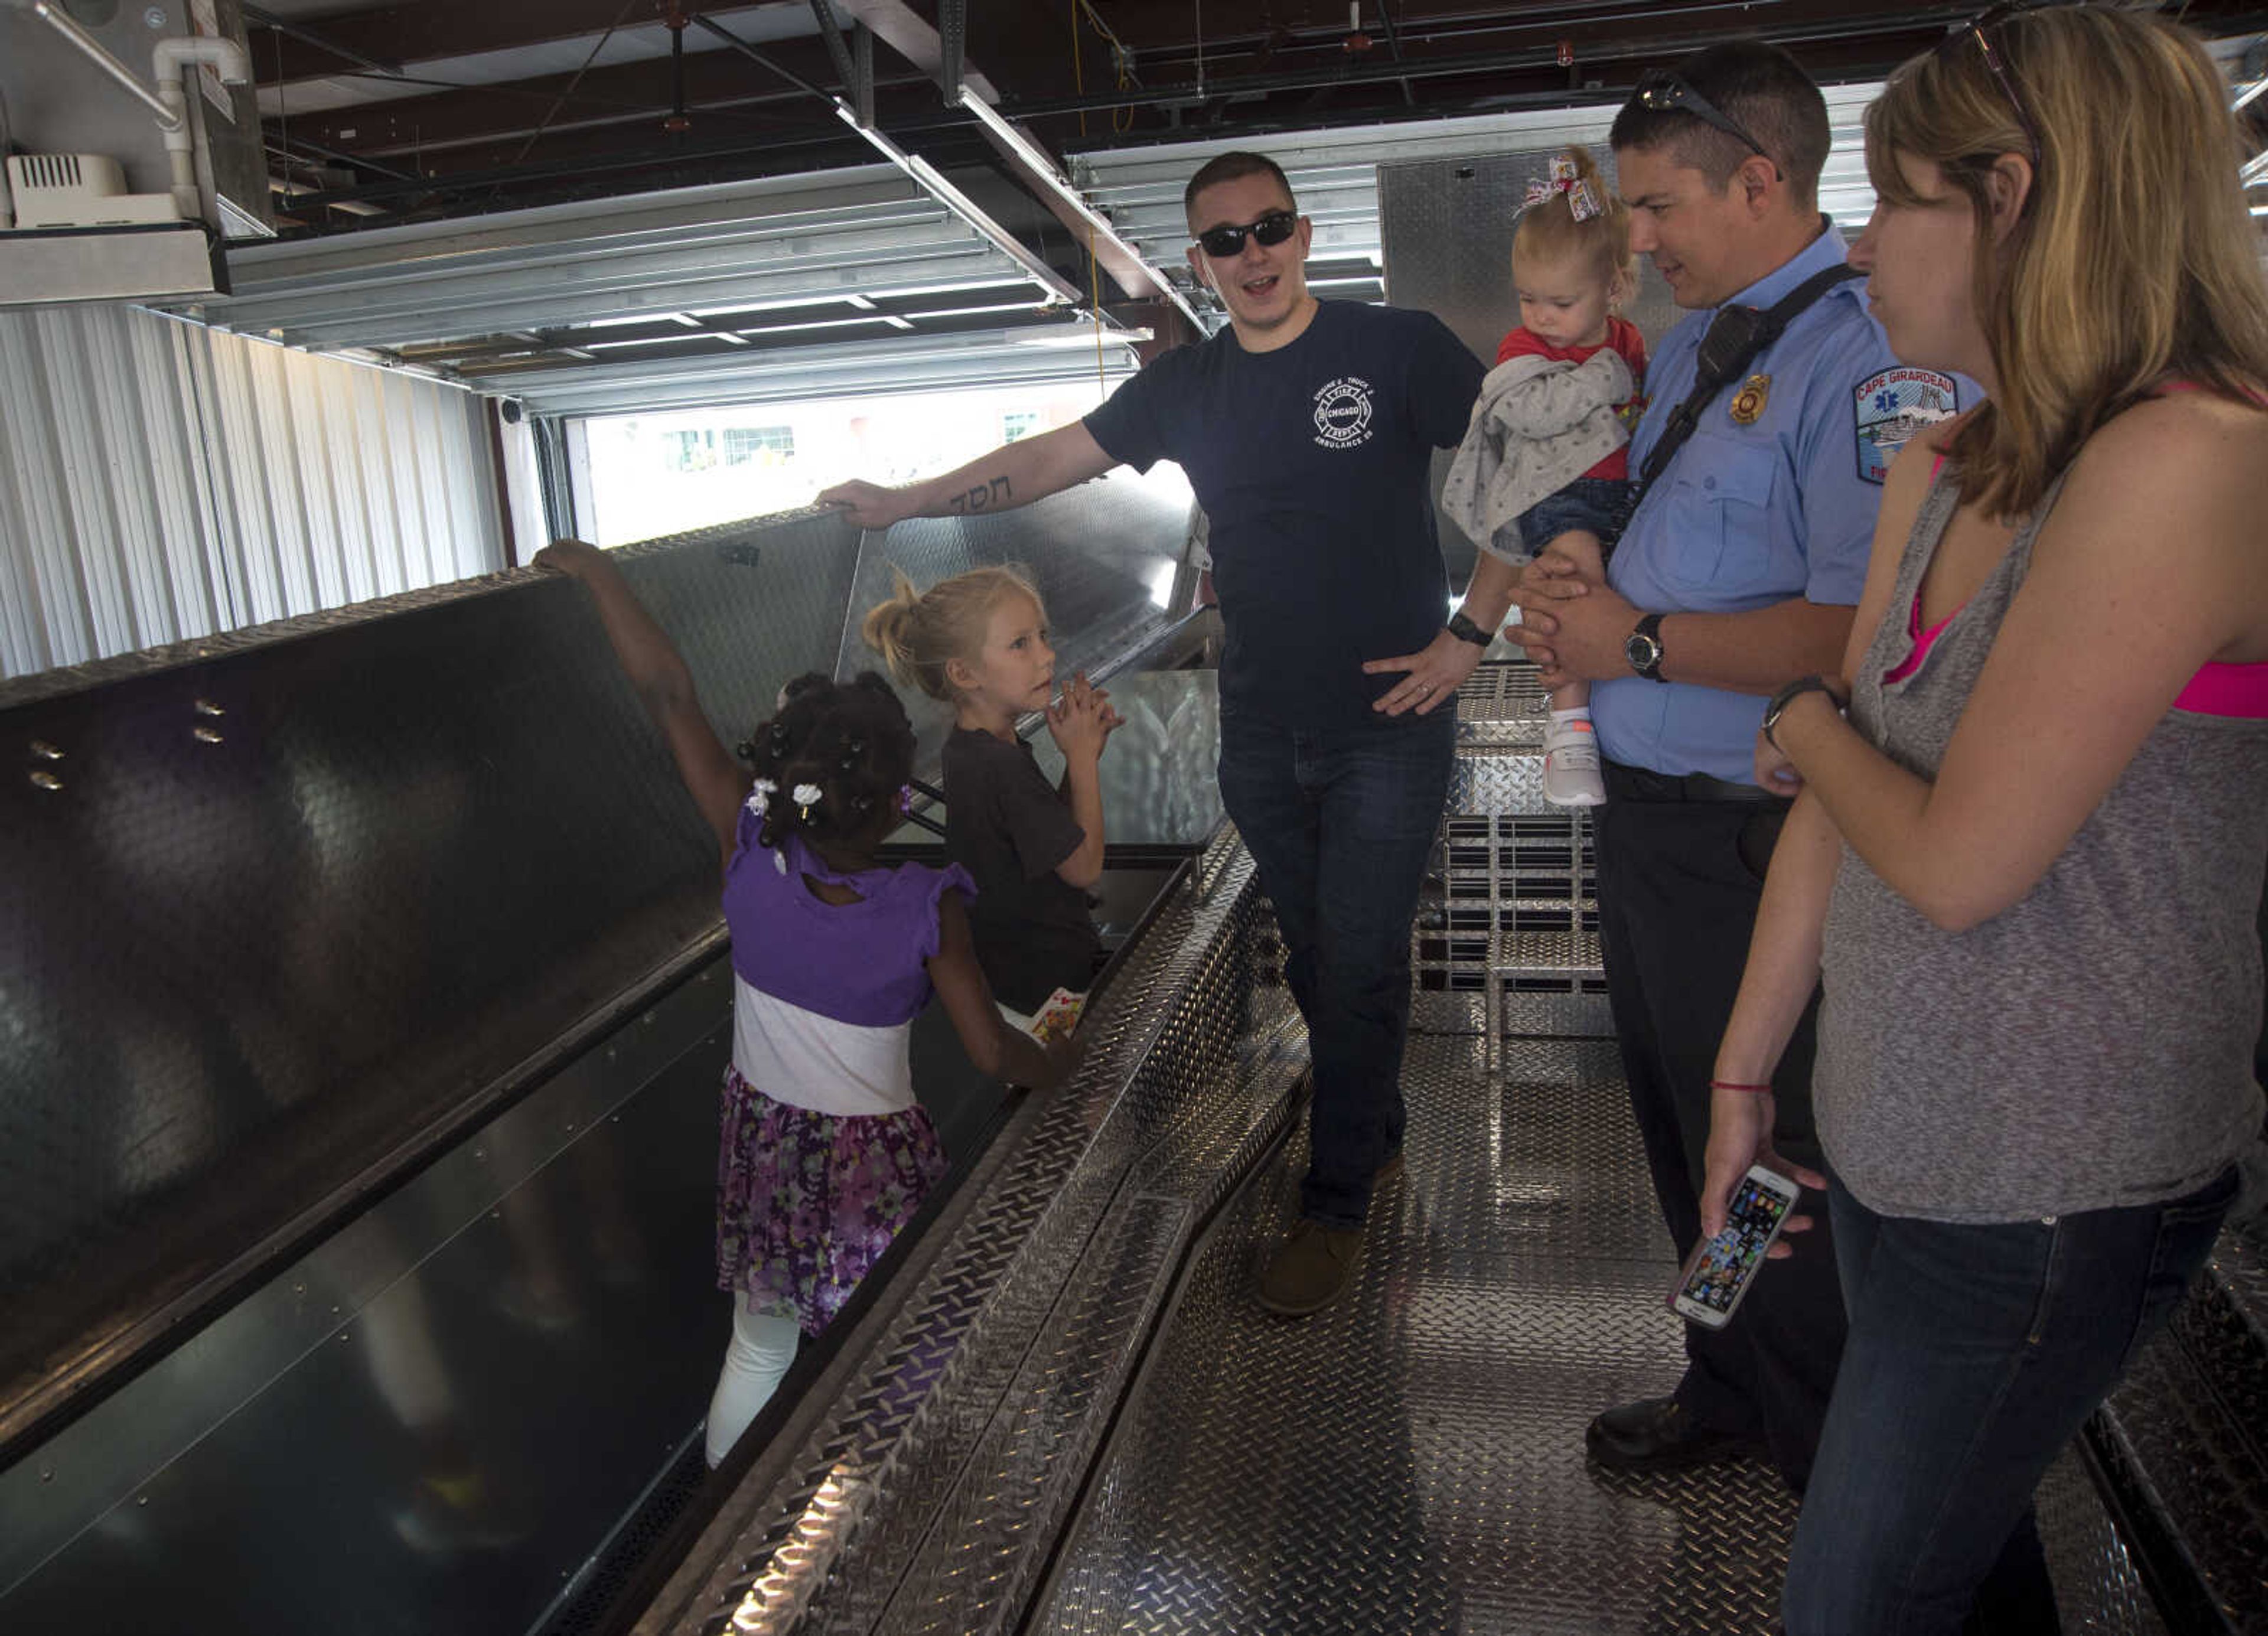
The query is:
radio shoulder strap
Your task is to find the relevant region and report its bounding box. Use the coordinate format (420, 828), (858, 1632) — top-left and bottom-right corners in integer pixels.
(1607, 262), (1862, 545)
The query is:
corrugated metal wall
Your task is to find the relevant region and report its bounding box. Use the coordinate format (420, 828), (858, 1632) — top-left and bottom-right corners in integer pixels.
(0, 304), (504, 683)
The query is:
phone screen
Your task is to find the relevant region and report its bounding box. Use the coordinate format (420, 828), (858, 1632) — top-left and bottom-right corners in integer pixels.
(1677, 1175), (1794, 1318)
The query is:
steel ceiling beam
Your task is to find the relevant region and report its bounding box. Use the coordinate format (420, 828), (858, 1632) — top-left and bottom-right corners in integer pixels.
(252, 0), (807, 86)
(938, 0), (966, 102)
(266, 37), (883, 157)
(805, 0), (859, 97)
(835, 0), (1001, 105)
(954, 91), (1203, 328)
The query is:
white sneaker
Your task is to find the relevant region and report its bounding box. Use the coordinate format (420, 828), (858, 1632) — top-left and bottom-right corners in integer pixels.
(1542, 716), (1606, 807)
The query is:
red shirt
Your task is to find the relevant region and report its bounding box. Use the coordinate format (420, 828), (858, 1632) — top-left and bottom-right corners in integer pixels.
(1493, 315), (1649, 482)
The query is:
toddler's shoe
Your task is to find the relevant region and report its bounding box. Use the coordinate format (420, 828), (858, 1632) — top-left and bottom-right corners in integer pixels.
(1542, 716), (1606, 807)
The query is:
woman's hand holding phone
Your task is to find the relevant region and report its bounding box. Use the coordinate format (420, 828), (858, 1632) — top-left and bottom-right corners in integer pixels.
(1699, 1081), (1828, 1254)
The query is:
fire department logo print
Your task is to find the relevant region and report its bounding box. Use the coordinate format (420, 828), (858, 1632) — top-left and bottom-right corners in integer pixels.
(1312, 376), (1376, 449)
(1855, 366), (1958, 484)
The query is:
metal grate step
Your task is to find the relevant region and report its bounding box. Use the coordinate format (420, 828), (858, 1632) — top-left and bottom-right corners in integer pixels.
(1455, 660), (1554, 747)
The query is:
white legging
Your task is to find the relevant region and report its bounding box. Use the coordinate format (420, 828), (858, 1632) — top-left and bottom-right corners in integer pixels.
(704, 1294), (801, 1468)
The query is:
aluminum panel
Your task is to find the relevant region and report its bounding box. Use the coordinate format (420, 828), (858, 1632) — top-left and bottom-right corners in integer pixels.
(1409, 989), (1615, 1039)
(2097, 1336), (2262, 1633)
(1015, 671), (1225, 850)
(0, 302), (503, 683)
(0, 515), (856, 1451)
(2089, 1209), (2268, 1635)
(0, 966), (731, 1630)
(1379, 151), (1682, 449)
(1456, 660), (1553, 744)
(198, 169), (1058, 353)
(1449, 746), (1560, 818)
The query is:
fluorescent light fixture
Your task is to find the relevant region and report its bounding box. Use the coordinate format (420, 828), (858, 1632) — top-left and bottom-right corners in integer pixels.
(1013, 327), (1151, 349)
(859, 278), (1029, 300)
(583, 312), (692, 330)
(686, 294), (865, 319)
(904, 301), (1048, 320)
(582, 331), (717, 350)
(734, 315), (898, 337)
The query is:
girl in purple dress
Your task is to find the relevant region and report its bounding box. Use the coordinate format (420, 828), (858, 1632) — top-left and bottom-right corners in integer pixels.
(537, 540), (1076, 1467)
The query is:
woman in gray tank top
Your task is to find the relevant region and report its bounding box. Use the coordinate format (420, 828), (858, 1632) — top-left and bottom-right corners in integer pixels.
(1693, 11), (2268, 1634)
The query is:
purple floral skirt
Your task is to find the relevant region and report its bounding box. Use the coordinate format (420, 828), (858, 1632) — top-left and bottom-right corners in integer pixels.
(715, 1064), (948, 1337)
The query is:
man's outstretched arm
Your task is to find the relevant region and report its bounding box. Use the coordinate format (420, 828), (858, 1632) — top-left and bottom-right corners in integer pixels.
(817, 423), (1119, 530)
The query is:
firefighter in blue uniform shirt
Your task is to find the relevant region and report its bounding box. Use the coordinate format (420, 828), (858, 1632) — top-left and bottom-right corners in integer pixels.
(1509, 40), (1968, 1494)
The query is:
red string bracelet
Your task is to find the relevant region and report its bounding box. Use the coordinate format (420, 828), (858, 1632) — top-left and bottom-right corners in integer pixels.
(1709, 1079), (1774, 1094)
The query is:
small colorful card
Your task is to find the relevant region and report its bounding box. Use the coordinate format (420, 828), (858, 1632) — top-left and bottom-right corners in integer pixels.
(1026, 987), (1087, 1045)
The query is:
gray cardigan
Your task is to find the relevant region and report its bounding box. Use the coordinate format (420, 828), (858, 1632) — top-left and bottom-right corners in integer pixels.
(1440, 348), (1634, 563)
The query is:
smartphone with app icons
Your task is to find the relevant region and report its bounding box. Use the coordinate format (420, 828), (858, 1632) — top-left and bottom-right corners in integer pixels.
(1670, 1165), (1801, 1329)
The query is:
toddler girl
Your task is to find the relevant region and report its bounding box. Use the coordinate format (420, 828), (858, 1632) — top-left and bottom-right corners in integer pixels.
(536, 539), (1074, 1469)
(863, 567), (1119, 1030)
(1443, 146), (1647, 806)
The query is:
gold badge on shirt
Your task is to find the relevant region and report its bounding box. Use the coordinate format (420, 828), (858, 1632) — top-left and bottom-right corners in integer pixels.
(1730, 373), (1770, 426)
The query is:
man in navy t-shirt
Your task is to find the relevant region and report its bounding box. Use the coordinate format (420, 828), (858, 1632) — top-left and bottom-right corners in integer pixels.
(821, 152), (1506, 1316)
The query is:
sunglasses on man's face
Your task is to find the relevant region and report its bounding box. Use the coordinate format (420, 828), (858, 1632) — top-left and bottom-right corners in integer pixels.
(1634, 71), (1780, 177)
(1192, 210), (1299, 260)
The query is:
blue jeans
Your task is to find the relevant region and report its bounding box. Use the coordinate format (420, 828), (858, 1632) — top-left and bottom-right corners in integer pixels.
(1217, 706), (1455, 1228)
(1513, 476), (1633, 556)
(1784, 1163), (2240, 1636)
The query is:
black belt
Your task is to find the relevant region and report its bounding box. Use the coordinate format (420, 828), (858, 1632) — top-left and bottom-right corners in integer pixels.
(1602, 760), (1785, 804)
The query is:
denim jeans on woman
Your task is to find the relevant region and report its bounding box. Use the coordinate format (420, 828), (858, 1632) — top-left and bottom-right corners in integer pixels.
(1216, 705), (1455, 1229)
(1783, 1162), (2239, 1636)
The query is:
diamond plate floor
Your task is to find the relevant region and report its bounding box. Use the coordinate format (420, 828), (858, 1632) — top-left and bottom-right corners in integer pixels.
(1027, 1034), (2163, 1636)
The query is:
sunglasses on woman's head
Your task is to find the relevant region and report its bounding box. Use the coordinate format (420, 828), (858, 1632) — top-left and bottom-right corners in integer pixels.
(1937, 2), (2045, 174)
(1633, 71), (1778, 175)
(1192, 210), (1299, 259)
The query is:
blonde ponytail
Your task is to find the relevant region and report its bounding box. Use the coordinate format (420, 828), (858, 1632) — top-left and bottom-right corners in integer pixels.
(859, 564), (1042, 703)
(860, 568), (928, 693)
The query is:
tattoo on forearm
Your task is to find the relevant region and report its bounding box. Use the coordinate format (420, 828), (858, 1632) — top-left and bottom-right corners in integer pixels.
(947, 474), (1014, 514)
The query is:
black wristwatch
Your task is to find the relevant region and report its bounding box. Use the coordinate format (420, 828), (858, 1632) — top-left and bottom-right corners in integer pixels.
(1762, 674), (1848, 749)
(1624, 612), (1669, 683)
(1446, 610), (1493, 647)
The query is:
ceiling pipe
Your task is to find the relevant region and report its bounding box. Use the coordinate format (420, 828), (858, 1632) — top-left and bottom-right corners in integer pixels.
(28, 0), (180, 127)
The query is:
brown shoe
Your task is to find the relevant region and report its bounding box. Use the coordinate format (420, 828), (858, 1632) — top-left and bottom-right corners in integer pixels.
(1255, 1220), (1363, 1316)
